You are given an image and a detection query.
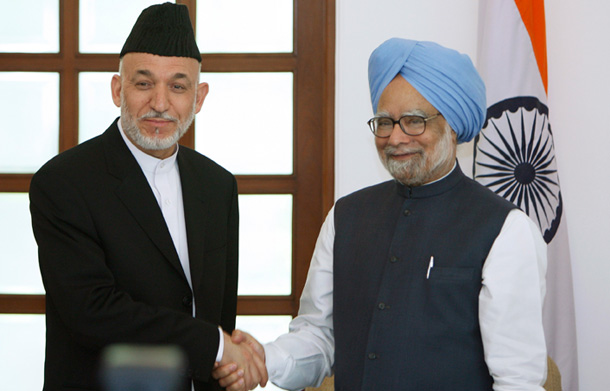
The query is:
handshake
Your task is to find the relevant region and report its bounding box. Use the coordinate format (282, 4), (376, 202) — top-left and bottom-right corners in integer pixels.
(214, 330), (268, 391)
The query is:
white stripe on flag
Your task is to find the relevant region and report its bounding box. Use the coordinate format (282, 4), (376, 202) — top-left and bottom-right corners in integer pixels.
(475, 1), (579, 389)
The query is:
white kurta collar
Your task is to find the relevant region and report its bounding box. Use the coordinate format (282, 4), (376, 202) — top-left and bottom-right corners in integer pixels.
(117, 119), (193, 295)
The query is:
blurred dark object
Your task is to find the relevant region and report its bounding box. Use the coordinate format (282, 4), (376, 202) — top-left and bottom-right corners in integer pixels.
(100, 344), (187, 391)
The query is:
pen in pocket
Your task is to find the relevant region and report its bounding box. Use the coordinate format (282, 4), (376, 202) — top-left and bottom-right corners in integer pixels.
(426, 256), (434, 279)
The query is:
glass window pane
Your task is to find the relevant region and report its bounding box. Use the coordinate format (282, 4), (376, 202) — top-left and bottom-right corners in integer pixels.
(79, 0), (175, 53)
(197, 0), (293, 53)
(235, 315), (291, 391)
(195, 73), (293, 175)
(79, 72), (121, 143)
(238, 195), (292, 295)
(0, 72), (59, 173)
(0, 0), (59, 53)
(0, 193), (43, 294)
(0, 315), (45, 390)
(235, 315), (291, 344)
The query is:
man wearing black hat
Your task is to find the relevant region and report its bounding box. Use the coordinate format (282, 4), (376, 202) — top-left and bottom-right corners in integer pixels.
(29, 3), (265, 390)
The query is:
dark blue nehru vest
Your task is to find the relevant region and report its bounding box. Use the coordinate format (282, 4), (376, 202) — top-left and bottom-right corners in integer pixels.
(333, 164), (516, 391)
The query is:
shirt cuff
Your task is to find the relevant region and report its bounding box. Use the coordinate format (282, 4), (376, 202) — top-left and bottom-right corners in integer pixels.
(216, 326), (224, 362)
(263, 343), (285, 380)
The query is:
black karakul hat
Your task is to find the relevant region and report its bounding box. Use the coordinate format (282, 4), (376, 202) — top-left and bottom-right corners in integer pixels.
(120, 2), (201, 62)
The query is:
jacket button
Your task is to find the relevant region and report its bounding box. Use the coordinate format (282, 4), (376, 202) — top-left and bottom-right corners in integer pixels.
(378, 302), (386, 310)
(182, 295), (192, 308)
(403, 209), (411, 216)
(368, 353), (377, 360)
(390, 256), (398, 263)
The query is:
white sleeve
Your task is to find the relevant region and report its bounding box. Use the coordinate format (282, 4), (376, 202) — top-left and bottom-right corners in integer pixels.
(480, 209), (548, 390)
(263, 207), (336, 391)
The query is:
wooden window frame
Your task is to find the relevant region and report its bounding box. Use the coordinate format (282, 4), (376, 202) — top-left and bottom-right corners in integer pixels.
(0, 0), (335, 319)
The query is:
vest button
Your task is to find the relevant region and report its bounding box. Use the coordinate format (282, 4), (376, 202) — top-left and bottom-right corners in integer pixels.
(378, 302), (386, 310)
(182, 295), (193, 308)
(390, 256), (398, 263)
(368, 353), (377, 360)
(403, 209), (411, 216)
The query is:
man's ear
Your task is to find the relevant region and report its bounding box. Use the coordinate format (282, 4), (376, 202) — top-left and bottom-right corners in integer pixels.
(111, 74), (122, 108)
(194, 82), (209, 114)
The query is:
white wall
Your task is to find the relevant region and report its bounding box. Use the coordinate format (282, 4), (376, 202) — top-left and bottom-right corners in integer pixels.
(546, 2), (610, 390)
(335, 1), (610, 390)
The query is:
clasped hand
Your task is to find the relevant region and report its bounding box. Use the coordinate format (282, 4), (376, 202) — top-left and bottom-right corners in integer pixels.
(213, 330), (267, 391)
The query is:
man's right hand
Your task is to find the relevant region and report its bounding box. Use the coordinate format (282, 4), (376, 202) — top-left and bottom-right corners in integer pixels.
(214, 331), (267, 391)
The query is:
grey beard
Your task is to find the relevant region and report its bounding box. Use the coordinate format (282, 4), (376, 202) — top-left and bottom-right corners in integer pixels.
(120, 96), (195, 151)
(382, 151), (429, 186)
(379, 126), (454, 186)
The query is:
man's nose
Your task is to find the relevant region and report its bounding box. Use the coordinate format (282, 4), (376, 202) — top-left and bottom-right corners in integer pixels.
(150, 87), (170, 112)
(387, 123), (412, 145)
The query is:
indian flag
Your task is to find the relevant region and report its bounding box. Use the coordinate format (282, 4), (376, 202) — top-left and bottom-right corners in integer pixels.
(474, 0), (578, 389)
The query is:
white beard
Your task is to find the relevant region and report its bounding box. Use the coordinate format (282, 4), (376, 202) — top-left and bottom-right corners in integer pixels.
(379, 125), (455, 186)
(120, 93), (196, 151)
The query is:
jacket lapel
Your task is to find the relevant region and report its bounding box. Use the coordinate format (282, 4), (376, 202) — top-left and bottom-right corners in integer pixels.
(177, 151), (206, 293)
(101, 121), (187, 281)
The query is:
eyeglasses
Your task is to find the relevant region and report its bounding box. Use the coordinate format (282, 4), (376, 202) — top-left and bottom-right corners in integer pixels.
(367, 113), (442, 138)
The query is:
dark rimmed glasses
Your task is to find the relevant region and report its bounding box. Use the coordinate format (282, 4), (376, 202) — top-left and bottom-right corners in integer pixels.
(367, 113), (442, 138)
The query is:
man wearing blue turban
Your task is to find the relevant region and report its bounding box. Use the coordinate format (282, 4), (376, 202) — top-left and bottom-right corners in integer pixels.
(215, 38), (548, 391)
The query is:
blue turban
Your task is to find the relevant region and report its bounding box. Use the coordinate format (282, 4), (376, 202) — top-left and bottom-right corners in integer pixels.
(368, 38), (486, 143)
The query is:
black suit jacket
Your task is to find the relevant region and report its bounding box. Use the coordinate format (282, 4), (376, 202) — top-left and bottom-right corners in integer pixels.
(30, 119), (238, 391)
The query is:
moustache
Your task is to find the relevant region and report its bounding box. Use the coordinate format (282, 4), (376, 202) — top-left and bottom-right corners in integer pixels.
(384, 145), (424, 157)
(139, 111), (178, 123)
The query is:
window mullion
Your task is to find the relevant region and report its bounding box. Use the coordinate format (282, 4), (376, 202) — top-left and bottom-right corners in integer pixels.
(58, 0), (79, 152)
